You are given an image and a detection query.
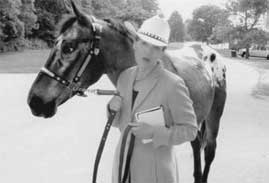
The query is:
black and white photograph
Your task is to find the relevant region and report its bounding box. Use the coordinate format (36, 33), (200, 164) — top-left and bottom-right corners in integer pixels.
(0, 0), (269, 183)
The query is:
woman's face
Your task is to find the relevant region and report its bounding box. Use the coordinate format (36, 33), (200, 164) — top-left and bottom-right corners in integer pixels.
(134, 39), (164, 68)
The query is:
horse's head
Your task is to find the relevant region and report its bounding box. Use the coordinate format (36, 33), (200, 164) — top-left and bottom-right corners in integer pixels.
(27, 1), (136, 118)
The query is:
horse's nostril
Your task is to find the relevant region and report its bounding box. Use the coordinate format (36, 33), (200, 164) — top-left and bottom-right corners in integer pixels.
(29, 95), (44, 110)
(29, 96), (44, 110)
(29, 95), (56, 118)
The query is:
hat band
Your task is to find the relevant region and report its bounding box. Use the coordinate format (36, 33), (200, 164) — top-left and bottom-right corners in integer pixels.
(138, 31), (168, 45)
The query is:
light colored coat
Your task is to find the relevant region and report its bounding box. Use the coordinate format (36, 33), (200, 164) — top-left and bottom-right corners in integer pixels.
(111, 62), (198, 183)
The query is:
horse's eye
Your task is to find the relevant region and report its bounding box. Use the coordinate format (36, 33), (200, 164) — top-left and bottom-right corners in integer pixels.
(62, 42), (76, 55)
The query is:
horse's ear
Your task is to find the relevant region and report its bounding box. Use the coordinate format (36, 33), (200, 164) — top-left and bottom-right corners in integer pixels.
(69, 0), (92, 26)
(124, 21), (138, 41)
(63, 0), (73, 14)
(70, 0), (81, 18)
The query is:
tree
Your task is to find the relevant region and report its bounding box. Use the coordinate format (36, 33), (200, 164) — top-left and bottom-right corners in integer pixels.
(18, 0), (37, 37)
(0, 0), (25, 52)
(110, 0), (125, 8)
(248, 29), (269, 46)
(187, 5), (230, 42)
(80, 0), (93, 14)
(73, 0), (159, 25)
(168, 11), (184, 42)
(230, 27), (269, 48)
(209, 21), (234, 44)
(226, 0), (269, 57)
(141, 0), (158, 14)
(91, 0), (118, 18)
(0, 0), (161, 51)
(114, 0), (159, 26)
(184, 19), (193, 41)
(33, 0), (69, 46)
(34, 0), (68, 23)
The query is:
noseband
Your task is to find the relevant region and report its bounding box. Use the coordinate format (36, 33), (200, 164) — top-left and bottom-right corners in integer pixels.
(40, 17), (102, 97)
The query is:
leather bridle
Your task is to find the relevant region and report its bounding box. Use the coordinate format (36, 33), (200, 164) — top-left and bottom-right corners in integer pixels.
(40, 17), (103, 97)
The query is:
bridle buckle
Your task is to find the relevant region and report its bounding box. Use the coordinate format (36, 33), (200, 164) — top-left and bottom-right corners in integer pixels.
(94, 48), (100, 55)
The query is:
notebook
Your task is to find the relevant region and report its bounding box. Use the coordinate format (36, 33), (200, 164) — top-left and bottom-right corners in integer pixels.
(135, 105), (165, 144)
(135, 105), (165, 126)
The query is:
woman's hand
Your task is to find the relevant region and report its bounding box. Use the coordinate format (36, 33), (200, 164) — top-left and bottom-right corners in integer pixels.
(129, 122), (154, 140)
(108, 95), (122, 112)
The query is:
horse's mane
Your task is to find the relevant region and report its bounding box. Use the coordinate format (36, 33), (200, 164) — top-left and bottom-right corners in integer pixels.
(56, 14), (93, 37)
(56, 14), (134, 42)
(103, 18), (134, 42)
(57, 15), (77, 36)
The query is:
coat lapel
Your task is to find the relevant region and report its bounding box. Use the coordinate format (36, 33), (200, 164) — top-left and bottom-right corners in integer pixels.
(122, 67), (136, 120)
(132, 63), (162, 113)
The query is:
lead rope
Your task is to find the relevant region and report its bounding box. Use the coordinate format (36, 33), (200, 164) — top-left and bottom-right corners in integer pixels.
(92, 110), (116, 183)
(118, 90), (137, 183)
(92, 113), (134, 183)
(122, 134), (135, 182)
(118, 126), (132, 183)
(91, 90), (135, 183)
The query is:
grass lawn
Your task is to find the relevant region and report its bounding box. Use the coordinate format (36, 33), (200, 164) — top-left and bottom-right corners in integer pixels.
(0, 49), (50, 73)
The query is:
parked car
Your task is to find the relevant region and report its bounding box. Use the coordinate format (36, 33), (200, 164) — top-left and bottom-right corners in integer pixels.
(239, 46), (269, 60)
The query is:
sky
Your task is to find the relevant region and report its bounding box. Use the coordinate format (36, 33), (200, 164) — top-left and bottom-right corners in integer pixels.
(158, 0), (227, 21)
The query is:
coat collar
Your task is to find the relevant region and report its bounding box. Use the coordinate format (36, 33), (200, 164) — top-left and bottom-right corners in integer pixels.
(131, 62), (163, 113)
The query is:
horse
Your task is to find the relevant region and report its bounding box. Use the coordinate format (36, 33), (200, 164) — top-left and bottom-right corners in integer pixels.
(27, 2), (226, 183)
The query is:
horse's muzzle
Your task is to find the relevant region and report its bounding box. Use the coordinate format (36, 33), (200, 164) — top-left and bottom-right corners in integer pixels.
(28, 95), (57, 118)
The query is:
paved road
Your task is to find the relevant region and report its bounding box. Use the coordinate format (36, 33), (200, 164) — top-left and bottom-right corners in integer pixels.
(0, 56), (269, 183)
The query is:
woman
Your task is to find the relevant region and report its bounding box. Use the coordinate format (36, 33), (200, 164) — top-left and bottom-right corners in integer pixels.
(108, 15), (198, 183)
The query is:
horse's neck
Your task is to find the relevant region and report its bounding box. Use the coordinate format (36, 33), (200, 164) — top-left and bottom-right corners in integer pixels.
(106, 70), (122, 86)
(105, 52), (177, 87)
(102, 48), (136, 86)
(106, 63), (135, 86)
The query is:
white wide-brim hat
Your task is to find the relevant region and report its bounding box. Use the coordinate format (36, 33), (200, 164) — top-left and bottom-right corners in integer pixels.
(137, 15), (170, 47)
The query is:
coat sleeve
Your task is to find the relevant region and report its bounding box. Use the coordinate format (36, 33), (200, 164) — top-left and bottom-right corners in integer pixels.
(106, 102), (121, 128)
(152, 78), (198, 148)
(106, 69), (128, 128)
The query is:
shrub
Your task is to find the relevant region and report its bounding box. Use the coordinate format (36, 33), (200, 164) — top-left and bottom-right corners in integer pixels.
(0, 0), (25, 52)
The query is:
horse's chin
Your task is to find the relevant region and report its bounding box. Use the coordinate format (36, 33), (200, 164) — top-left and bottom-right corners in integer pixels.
(31, 109), (57, 118)
(58, 95), (72, 106)
(29, 105), (57, 118)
